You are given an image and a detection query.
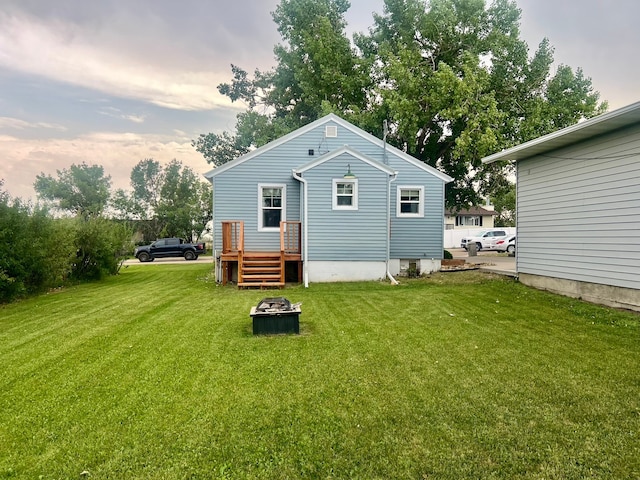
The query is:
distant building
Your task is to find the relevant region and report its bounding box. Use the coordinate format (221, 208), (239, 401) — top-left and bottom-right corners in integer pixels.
(445, 206), (498, 230)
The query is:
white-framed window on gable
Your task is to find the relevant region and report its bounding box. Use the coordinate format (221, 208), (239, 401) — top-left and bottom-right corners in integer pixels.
(332, 179), (358, 210)
(258, 184), (286, 231)
(397, 186), (424, 217)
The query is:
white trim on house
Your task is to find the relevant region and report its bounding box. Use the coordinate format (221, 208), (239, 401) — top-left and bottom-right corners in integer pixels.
(205, 114), (453, 183)
(257, 183), (286, 232)
(296, 145), (396, 175)
(396, 185), (424, 217)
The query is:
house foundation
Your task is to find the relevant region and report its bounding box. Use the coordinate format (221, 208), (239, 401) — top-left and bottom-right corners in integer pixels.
(518, 273), (640, 313)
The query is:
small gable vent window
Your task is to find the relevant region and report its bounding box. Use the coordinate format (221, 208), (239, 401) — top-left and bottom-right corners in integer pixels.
(325, 125), (338, 138)
(397, 186), (424, 217)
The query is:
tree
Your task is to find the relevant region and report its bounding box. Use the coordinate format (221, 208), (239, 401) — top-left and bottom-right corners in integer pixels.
(359, 0), (606, 207)
(70, 217), (132, 281)
(112, 159), (212, 242)
(196, 0), (607, 208)
(157, 160), (212, 241)
(196, 0), (369, 166)
(34, 162), (112, 218)
(491, 181), (516, 227)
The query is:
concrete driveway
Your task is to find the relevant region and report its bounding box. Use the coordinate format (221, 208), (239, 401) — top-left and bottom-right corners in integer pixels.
(449, 248), (516, 276)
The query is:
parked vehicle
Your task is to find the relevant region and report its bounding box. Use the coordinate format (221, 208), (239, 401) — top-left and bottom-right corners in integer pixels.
(493, 235), (516, 254)
(460, 229), (508, 251)
(134, 238), (206, 262)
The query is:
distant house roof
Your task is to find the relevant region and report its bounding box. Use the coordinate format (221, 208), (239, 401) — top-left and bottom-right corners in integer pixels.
(446, 206), (497, 216)
(203, 113), (453, 182)
(482, 101), (640, 164)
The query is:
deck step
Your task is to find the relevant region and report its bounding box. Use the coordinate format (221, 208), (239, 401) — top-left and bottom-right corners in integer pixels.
(239, 251), (284, 288)
(238, 282), (285, 288)
(242, 272), (282, 278)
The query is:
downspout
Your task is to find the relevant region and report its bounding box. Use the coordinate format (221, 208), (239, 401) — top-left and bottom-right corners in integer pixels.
(387, 171), (399, 285)
(210, 178), (221, 283)
(292, 170), (309, 288)
(382, 119), (398, 284)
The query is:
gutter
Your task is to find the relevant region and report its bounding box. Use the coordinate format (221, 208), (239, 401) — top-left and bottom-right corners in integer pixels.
(387, 171), (399, 285)
(292, 170), (309, 288)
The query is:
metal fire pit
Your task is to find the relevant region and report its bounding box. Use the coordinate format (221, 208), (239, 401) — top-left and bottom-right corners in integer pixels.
(250, 297), (301, 335)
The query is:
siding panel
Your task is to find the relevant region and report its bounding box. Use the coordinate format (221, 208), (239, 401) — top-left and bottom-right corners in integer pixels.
(304, 153), (388, 261)
(388, 154), (445, 258)
(210, 117), (448, 263)
(517, 123), (640, 290)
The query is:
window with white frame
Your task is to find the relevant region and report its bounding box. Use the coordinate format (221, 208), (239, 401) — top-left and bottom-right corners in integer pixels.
(258, 184), (286, 231)
(456, 215), (482, 226)
(332, 179), (358, 210)
(397, 186), (424, 217)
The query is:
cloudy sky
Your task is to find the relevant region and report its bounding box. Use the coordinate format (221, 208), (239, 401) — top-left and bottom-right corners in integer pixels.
(1, 0), (638, 202)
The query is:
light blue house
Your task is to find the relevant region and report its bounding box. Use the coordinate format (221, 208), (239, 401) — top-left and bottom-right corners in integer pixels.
(204, 114), (452, 287)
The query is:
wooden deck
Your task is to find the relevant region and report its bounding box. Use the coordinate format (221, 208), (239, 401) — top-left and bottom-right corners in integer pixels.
(220, 221), (302, 288)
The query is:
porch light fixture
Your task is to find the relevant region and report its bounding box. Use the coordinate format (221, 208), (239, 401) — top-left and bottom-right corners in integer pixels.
(343, 164), (356, 178)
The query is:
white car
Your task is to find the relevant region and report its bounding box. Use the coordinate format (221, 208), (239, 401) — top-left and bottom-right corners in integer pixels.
(492, 235), (516, 254)
(460, 229), (508, 251)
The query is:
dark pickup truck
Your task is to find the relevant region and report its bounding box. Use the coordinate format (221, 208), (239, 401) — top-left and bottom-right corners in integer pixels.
(134, 238), (206, 262)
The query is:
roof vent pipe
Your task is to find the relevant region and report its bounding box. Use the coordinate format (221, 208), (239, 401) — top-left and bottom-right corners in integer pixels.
(383, 119), (389, 165)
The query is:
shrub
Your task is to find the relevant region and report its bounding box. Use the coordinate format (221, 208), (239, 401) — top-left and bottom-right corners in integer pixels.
(0, 184), (134, 302)
(443, 249), (453, 259)
(71, 218), (133, 281)
(0, 196), (74, 302)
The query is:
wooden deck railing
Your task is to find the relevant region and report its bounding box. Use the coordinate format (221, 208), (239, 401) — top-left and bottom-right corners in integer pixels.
(280, 221), (302, 255)
(221, 220), (244, 253)
(220, 220), (301, 287)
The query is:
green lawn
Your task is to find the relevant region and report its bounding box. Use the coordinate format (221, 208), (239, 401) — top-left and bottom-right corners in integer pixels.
(1, 265), (638, 479)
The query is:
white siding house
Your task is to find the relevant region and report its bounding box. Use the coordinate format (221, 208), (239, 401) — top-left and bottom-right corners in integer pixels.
(483, 101), (640, 312)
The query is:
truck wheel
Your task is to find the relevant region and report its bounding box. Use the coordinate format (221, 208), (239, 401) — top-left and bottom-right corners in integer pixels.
(476, 242), (482, 251)
(506, 245), (515, 254)
(184, 251), (196, 261)
(138, 252), (151, 262)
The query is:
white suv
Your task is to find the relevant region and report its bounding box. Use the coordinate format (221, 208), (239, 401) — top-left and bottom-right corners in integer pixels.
(460, 229), (507, 251)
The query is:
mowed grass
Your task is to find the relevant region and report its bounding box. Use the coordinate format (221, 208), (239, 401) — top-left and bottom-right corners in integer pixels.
(0, 265), (639, 479)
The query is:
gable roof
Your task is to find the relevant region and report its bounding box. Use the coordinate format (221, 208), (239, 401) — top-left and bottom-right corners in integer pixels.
(482, 101), (640, 164)
(445, 206), (497, 216)
(204, 113), (453, 182)
(294, 145), (396, 176)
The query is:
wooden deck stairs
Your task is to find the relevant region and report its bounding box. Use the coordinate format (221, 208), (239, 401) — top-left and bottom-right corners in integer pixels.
(220, 220), (301, 288)
(238, 251), (285, 288)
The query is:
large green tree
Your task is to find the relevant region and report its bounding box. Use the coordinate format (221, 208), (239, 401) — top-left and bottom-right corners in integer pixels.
(196, 0), (606, 208)
(112, 159), (212, 242)
(34, 162), (112, 218)
(357, 0), (606, 207)
(195, 0), (368, 166)
(157, 160), (212, 242)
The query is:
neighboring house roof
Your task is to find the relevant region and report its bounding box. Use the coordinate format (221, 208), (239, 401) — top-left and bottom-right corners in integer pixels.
(445, 207), (497, 216)
(204, 113), (453, 182)
(482, 100), (640, 164)
(294, 145), (396, 175)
